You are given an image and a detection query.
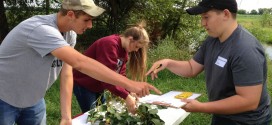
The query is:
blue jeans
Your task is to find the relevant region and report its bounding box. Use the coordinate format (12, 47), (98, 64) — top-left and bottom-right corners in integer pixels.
(73, 83), (105, 113)
(0, 98), (46, 125)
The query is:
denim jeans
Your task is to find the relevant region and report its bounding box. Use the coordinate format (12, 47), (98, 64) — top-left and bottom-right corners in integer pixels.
(73, 83), (105, 113)
(0, 98), (46, 125)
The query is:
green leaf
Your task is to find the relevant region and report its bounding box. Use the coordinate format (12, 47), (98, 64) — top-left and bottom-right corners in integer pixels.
(138, 104), (148, 113)
(151, 118), (164, 125)
(87, 96), (165, 125)
(89, 118), (98, 124)
(107, 106), (116, 114)
(88, 109), (96, 114)
(156, 105), (167, 109)
(99, 121), (105, 125)
(148, 109), (158, 114)
(100, 105), (107, 111)
(115, 113), (122, 120)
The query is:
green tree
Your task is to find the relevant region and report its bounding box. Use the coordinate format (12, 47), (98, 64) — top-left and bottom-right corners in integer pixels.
(259, 8), (265, 15)
(78, 0), (202, 49)
(1, 0), (203, 51)
(45, 0), (50, 14)
(76, 0), (140, 49)
(258, 8), (272, 15)
(250, 9), (258, 15)
(126, 0), (202, 46)
(237, 9), (247, 15)
(0, 0), (9, 43)
(4, 0), (59, 29)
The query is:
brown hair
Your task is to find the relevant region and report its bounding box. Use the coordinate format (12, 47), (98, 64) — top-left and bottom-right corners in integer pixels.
(123, 21), (150, 82)
(59, 7), (88, 18)
(212, 9), (237, 19)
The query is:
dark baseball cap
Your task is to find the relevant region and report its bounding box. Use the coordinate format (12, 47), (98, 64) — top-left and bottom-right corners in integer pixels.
(186, 0), (238, 15)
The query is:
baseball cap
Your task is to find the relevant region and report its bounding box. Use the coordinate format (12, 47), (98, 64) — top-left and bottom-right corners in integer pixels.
(62, 0), (105, 17)
(186, 0), (237, 15)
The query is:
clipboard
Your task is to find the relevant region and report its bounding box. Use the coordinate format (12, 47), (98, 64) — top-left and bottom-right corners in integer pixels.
(140, 91), (201, 108)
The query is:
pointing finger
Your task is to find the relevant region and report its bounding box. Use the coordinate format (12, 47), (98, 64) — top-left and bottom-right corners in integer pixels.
(148, 85), (162, 95)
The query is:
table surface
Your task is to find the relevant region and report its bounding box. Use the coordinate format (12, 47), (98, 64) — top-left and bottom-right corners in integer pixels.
(72, 94), (190, 125)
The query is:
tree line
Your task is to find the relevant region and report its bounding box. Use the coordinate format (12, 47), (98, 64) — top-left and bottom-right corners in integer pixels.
(0, 0), (204, 50)
(238, 8), (272, 15)
(3, 1), (271, 50)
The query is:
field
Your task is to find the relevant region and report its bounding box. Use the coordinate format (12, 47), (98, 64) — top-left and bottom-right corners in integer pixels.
(238, 14), (272, 44)
(45, 14), (272, 124)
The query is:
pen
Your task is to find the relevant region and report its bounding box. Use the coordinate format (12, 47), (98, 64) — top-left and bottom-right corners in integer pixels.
(152, 64), (162, 73)
(156, 64), (162, 69)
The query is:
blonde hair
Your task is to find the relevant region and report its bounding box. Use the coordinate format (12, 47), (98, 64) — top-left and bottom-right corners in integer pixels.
(123, 21), (150, 82)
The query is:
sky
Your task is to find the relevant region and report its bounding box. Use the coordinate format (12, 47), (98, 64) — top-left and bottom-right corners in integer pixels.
(236, 0), (272, 11)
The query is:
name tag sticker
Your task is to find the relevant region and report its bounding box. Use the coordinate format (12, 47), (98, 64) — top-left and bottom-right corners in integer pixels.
(215, 56), (227, 68)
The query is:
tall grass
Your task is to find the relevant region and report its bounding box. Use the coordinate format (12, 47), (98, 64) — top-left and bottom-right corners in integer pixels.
(238, 14), (272, 44)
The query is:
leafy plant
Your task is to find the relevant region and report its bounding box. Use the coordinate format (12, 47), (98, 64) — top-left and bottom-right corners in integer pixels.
(87, 91), (165, 125)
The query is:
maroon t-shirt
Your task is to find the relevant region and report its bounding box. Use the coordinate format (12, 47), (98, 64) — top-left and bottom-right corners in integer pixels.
(73, 34), (129, 99)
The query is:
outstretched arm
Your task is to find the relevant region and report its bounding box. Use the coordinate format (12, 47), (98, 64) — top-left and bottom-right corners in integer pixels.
(51, 46), (161, 97)
(146, 59), (204, 80)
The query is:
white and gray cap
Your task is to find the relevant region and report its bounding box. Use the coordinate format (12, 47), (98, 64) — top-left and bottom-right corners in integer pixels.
(62, 0), (105, 17)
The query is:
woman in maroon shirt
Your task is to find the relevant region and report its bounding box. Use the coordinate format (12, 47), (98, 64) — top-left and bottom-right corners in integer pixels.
(73, 22), (150, 114)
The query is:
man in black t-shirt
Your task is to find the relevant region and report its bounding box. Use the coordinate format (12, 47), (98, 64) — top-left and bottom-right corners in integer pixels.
(146, 0), (271, 124)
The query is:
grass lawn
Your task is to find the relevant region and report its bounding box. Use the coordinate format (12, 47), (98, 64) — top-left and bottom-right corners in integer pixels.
(45, 58), (272, 125)
(45, 14), (272, 124)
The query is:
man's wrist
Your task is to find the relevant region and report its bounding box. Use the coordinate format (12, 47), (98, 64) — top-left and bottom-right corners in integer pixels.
(61, 115), (72, 120)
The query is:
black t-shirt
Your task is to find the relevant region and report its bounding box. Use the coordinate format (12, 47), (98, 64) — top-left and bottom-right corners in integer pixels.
(193, 25), (271, 124)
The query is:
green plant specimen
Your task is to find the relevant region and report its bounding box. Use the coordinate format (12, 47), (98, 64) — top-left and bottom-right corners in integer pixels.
(87, 91), (165, 125)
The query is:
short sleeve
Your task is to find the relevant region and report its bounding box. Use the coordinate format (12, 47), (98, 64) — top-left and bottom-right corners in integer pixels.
(231, 48), (264, 86)
(193, 40), (207, 65)
(27, 25), (69, 57)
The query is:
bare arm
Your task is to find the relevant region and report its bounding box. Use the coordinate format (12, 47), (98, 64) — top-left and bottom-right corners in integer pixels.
(167, 59), (203, 77)
(51, 46), (161, 97)
(59, 62), (73, 125)
(183, 84), (262, 114)
(146, 59), (204, 80)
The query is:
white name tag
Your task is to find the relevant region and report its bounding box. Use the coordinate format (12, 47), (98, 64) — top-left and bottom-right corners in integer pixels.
(215, 56), (227, 68)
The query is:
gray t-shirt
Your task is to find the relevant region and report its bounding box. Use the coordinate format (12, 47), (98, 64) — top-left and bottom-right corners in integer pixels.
(194, 25), (271, 124)
(0, 14), (76, 108)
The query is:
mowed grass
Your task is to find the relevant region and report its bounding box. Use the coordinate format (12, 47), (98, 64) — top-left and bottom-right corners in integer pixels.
(45, 79), (81, 124)
(45, 64), (213, 125)
(45, 52), (272, 125)
(45, 14), (272, 125)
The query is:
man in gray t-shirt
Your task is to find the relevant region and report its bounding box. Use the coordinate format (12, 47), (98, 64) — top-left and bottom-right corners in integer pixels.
(146, 0), (271, 125)
(0, 0), (161, 124)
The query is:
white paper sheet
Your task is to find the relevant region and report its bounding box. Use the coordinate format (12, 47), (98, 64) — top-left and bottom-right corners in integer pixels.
(141, 91), (201, 108)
